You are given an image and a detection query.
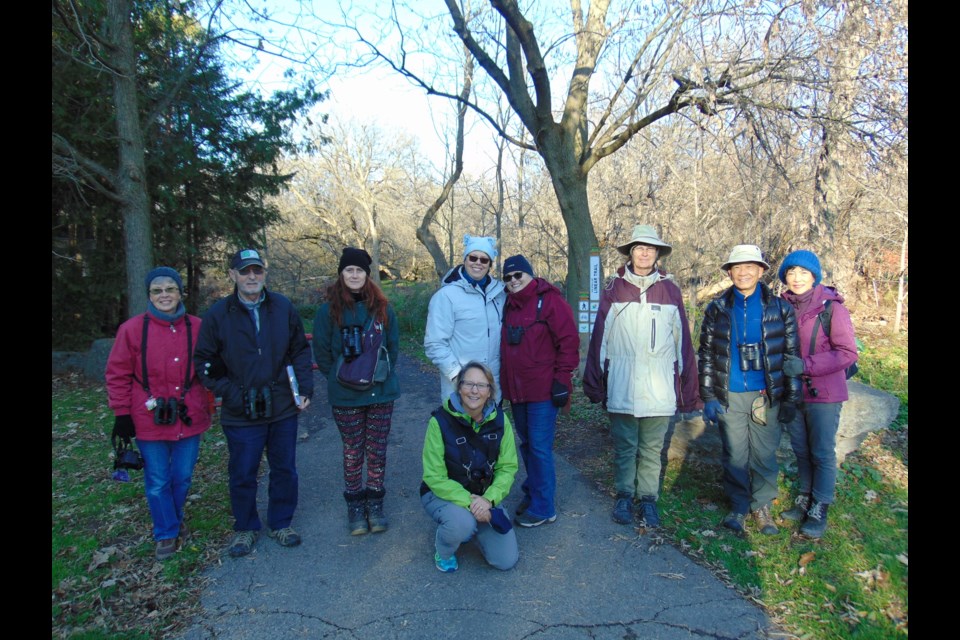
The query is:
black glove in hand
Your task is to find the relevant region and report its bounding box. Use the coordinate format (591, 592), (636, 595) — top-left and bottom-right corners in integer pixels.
(201, 357), (227, 380)
(782, 354), (804, 377)
(113, 414), (135, 439)
(778, 401), (798, 424)
(551, 381), (570, 408)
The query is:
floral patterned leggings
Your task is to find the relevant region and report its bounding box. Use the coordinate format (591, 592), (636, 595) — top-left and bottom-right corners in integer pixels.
(332, 402), (394, 493)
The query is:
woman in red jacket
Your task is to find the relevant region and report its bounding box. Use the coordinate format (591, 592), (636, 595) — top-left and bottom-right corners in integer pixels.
(105, 267), (212, 560)
(499, 255), (580, 527)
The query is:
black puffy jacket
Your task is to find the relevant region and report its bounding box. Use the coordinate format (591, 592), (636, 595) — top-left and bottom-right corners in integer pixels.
(698, 282), (802, 408)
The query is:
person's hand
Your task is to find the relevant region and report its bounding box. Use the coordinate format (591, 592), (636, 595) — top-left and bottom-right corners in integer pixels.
(551, 380), (570, 408)
(112, 414), (135, 439)
(469, 494), (492, 523)
(703, 400), (726, 427)
(782, 354), (804, 377)
(778, 401), (798, 424)
(297, 397), (311, 411)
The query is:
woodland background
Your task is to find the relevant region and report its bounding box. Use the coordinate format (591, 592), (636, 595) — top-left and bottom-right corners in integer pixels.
(52, 0), (907, 350)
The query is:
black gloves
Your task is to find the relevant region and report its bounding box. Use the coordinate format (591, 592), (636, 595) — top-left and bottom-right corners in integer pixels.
(201, 357), (227, 380)
(782, 354), (804, 377)
(778, 401), (798, 424)
(112, 414), (135, 439)
(551, 381), (570, 408)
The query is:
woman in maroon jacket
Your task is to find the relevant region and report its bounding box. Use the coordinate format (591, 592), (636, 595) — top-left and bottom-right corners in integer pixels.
(105, 267), (212, 560)
(777, 251), (858, 539)
(499, 255), (580, 528)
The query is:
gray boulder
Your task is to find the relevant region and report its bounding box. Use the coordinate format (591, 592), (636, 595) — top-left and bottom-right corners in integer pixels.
(82, 338), (116, 383)
(666, 380), (900, 467)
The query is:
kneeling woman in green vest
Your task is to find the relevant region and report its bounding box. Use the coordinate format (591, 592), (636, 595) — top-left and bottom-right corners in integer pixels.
(420, 361), (519, 572)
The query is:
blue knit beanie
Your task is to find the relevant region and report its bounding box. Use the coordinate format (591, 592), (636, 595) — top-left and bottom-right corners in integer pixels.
(145, 266), (184, 294)
(502, 254), (535, 278)
(778, 250), (822, 286)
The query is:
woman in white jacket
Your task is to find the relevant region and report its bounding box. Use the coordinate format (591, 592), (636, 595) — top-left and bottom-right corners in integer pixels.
(424, 234), (506, 403)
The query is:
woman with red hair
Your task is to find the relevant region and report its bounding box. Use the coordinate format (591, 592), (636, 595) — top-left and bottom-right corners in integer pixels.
(313, 248), (400, 535)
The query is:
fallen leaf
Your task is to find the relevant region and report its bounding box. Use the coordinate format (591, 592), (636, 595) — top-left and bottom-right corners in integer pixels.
(896, 553), (908, 566)
(825, 583), (837, 592)
(87, 546), (118, 571)
(864, 489), (878, 502)
(799, 551), (816, 567)
(700, 529), (717, 538)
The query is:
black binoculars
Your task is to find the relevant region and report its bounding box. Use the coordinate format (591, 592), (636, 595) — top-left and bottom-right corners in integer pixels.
(738, 343), (763, 372)
(245, 386), (273, 419)
(341, 326), (364, 359)
(154, 397), (187, 425)
(506, 325), (525, 345)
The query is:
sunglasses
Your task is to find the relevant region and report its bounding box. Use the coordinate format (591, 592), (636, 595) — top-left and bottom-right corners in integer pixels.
(238, 265), (265, 275)
(149, 286), (179, 296)
(503, 272), (525, 282)
(466, 254), (491, 265)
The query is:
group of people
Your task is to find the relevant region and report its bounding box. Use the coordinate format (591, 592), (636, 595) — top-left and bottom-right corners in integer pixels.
(105, 228), (856, 569)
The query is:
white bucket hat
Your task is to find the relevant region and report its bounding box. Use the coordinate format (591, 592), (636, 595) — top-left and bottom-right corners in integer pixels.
(616, 224), (672, 258)
(721, 244), (770, 271)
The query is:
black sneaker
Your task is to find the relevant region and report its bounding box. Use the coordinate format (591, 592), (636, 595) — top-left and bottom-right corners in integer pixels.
(514, 511), (557, 528)
(637, 495), (660, 528)
(800, 501), (830, 539)
(781, 494), (811, 522)
(228, 530), (258, 557)
(611, 493), (633, 524)
(722, 511), (746, 533)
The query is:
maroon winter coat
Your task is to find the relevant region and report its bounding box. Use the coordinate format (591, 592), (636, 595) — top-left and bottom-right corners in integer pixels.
(781, 285), (858, 404)
(106, 311), (212, 441)
(500, 278), (580, 404)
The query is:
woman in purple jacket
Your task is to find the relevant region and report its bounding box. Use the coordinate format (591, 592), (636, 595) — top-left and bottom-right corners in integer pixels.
(778, 250), (859, 539)
(499, 255), (580, 528)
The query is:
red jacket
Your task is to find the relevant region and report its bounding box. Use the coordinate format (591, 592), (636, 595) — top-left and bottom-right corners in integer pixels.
(500, 278), (580, 404)
(106, 311), (212, 441)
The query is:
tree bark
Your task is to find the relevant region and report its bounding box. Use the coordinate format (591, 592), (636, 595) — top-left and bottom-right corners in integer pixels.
(108, 0), (153, 318)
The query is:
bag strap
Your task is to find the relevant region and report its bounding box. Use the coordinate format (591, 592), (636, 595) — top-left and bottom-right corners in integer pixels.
(808, 300), (833, 356)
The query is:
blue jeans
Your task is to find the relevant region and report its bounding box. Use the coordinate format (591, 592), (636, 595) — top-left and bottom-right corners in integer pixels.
(717, 392), (782, 513)
(511, 401), (559, 519)
(420, 491), (518, 570)
(608, 413), (671, 499)
(137, 435), (202, 541)
(786, 402), (841, 504)
(223, 415), (299, 531)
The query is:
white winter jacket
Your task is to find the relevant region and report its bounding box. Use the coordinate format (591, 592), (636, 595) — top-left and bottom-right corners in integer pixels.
(424, 266), (506, 402)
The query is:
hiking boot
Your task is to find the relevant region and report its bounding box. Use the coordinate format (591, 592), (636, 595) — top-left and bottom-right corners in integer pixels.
(800, 501), (830, 539)
(155, 538), (177, 561)
(637, 495), (660, 529)
(228, 530), (258, 557)
(752, 504), (779, 535)
(434, 551), (458, 573)
(611, 493), (634, 524)
(781, 494), (811, 522)
(345, 490), (369, 535)
(366, 487), (389, 533)
(722, 511), (746, 533)
(267, 526), (302, 547)
(515, 495), (531, 515)
(514, 511), (557, 528)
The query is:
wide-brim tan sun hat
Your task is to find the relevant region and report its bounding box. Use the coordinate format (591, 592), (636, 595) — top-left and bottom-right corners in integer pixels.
(720, 244), (770, 271)
(616, 224), (672, 258)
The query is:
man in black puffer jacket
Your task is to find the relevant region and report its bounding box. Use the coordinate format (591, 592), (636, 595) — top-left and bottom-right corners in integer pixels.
(699, 244), (801, 536)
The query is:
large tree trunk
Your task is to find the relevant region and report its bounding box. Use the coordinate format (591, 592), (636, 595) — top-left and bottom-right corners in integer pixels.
(539, 126), (599, 313)
(809, 0), (869, 295)
(108, 0), (153, 318)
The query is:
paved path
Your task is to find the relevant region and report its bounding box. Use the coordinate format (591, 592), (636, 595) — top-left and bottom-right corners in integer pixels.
(177, 354), (774, 639)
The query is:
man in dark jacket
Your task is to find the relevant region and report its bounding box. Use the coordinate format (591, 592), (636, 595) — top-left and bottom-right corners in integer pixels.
(698, 244), (801, 536)
(194, 248), (314, 557)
